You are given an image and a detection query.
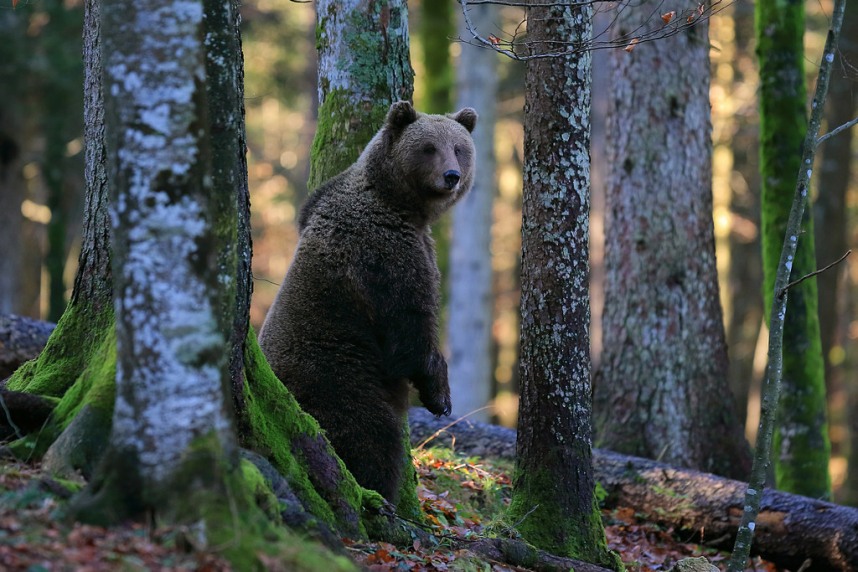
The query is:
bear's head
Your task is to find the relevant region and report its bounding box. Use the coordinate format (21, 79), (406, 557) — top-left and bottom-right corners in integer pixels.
(362, 101), (478, 224)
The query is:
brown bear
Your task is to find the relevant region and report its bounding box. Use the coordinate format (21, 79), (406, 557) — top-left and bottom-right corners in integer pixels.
(259, 101), (477, 502)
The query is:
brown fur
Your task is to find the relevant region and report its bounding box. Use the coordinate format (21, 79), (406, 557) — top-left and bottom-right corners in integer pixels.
(259, 102), (477, 501)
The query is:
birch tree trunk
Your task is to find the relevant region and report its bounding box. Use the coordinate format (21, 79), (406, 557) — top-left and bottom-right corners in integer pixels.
(69, 0), (240, 521)
(757, 0), (831, 499)
(447, 4), (497, 422)
(593, 0), (751, 479)
(508, 3), (618, 567)
(309, 0), (413, 190)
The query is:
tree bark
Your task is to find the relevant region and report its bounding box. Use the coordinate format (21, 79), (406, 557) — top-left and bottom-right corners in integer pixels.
(202, 0), (253, 421)
(447, 4), (497, 422)
(724, 0), (763, 427)
(509, 3), (618, 567)
(0, 10), (27, 316)
(757, 0), (831, 499)
(309, 0), (413, 190)
(84, 0), (239, 515)
(594, 0), (751, 480)
(813, 2), (857, 505)
(408, 408), (858, 572)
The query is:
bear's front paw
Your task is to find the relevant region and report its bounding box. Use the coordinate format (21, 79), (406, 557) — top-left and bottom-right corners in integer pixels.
(420, 352), (451, 417)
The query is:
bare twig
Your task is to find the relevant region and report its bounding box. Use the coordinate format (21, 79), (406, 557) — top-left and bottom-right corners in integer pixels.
(459, 0), (732, 60)
(817, 115), (858, 145)
(778, 250), (851, 299)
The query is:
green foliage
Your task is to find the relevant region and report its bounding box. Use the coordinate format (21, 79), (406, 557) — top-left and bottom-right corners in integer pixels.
(756, 0), (831, 500)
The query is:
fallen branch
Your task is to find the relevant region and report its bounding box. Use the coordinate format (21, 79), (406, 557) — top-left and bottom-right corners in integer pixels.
(408, 408), (858, 572)
(0, 314), (56, 380)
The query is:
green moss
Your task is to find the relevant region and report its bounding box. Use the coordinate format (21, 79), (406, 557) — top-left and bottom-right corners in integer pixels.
(7, 314), (115, 467)
(241, 458), (282, 523)
(72, 431), (355, 571)
(309, 0), (413, 190)
(417, 0), (453, 114)
(6, 305), (113, 398)
(508, 468), (623, 570)
(241, 330), (365, 536)
(395, 421), (423, 522)
(308, 89), (389, 190)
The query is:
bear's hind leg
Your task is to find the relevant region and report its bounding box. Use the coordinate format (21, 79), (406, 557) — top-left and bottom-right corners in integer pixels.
(325, 404), (405, 503)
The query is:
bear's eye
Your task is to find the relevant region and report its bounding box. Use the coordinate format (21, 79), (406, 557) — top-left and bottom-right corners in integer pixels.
(422, 144), (437, 155)
(454, 146), (462, 157)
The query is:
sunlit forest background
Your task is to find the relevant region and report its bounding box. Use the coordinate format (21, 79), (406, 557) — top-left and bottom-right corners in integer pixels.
(2, 0), (854, 502)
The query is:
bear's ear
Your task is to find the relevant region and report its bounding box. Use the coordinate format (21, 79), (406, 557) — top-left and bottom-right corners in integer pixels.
(386, 101), (418, 132)
(451, 108), (478, 133)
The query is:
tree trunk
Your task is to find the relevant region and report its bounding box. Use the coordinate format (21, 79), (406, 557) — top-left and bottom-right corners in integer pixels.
(202, 0), (253, 420)
(419, 0), (453, 343)
(594, 0), (751, 480)
(309, 0), (413, 190)
(724, 0), (763, 428)
(757, 0), (831, 499)
(813, 4), (856, 505)
(0, 10), (27, 316)
(419, 0), (453, 114)
(4, 0), (114, 429)
(508, 3), (618, 567)
(70, 0), (239, 522)
(409, 408), (858, 572)
(447, 4), (497, 422)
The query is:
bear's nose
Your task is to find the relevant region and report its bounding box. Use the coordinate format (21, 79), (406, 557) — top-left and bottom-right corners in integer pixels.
(444, 170), (461, 190)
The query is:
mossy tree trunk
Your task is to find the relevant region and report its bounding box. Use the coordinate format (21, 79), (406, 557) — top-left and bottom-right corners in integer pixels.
(419, 0), (453, 115)
(69, 0), (244, 526)
(593, 0), (751, 479)
(757, 0), (831, 500)
(507, 3), (619, 568)
(309, 0), (421, 519)
(4, 0), (114, 444)
(813, 3), (856, 505)
(309, 0), (413, 190)
(447, 3), (496, 422)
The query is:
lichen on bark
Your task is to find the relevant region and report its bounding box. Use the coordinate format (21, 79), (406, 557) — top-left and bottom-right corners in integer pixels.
(509, 3), (620, 568)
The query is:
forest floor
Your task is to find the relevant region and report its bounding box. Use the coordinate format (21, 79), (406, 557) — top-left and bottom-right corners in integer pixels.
(0, 448), (782, 572)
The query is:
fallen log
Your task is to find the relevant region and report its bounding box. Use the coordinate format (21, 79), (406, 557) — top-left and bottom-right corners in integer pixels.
(0, 314), (55, 380)
(409, 408), (858, 572)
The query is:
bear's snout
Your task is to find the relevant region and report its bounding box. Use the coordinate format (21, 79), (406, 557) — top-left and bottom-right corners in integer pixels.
(443, 170), (461, 190)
